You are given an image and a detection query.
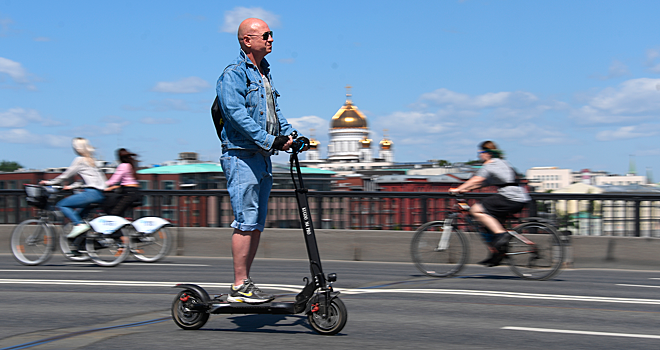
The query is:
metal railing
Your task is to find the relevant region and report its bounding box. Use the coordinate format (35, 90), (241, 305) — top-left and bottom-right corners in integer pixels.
(2, 189), (660, 237)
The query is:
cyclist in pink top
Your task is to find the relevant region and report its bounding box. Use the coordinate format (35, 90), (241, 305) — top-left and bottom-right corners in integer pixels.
(103, 148), (142, 216)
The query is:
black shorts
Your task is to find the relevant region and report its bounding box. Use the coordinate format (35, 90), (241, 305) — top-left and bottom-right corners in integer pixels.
(480, 194), (527, 223)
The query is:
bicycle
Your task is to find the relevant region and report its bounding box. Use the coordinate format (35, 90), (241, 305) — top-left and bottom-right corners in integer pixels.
(11, 184), (134, 267)
(11, 185), (91, 265)
(129, 216), (173, 263)
(410, 195), (565, 280)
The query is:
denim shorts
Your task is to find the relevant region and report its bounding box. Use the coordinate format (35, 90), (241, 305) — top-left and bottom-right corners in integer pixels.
(220, 149), (272, 232)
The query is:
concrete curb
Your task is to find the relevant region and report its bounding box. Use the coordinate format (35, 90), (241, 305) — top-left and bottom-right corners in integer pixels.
(1, 225), (658, 270)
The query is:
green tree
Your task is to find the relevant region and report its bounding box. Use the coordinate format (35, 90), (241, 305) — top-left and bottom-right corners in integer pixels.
(437, 159), (451, 166)
(0, 160), (23, 172)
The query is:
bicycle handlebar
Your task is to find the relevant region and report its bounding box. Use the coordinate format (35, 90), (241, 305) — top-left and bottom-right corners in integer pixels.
(286, 131), (309, 155)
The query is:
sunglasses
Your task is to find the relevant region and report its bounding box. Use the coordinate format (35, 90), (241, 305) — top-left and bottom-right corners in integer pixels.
(246, 31), (273, 40)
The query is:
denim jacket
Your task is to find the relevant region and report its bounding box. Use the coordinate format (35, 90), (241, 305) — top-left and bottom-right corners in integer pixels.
(216, 50), (298, 153)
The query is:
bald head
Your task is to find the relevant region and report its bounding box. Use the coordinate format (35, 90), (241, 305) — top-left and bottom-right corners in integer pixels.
(237, 18), (273, 63)
(238, 18), (267, 41)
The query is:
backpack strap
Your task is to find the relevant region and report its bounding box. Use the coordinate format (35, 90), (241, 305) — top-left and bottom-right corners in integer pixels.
(496, 162), (521, 188)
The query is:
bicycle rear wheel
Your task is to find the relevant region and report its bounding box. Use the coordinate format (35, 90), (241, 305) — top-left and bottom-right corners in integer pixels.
(86, 229), (130, 267)
(11, 219), (54, 265)
(411, 221), (468, 278)
(131, 227), (172, 262)
(507, 222), (564, 280)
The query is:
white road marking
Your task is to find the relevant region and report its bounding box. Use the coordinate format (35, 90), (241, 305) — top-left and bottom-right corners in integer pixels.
(0, 269), (102, 272)
(66, 262), (210, 267)
(2, 279), (660, 305)
(617, 284), (660, 288)
(503, 326), (660, 339)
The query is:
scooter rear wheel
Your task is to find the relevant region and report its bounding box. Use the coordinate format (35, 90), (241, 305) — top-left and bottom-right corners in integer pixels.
(172, 289), (209, 330)
(307, 297), (347, 335)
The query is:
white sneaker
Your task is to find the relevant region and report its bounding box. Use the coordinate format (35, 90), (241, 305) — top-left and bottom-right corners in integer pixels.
(67, 223), (90, 238)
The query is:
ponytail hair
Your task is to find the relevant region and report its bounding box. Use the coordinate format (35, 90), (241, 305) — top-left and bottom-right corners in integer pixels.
(117, 148), (138, 179)
(479, 140), (504, 159)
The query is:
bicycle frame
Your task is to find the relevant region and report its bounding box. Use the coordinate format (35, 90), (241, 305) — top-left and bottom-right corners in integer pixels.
(442, 198), (536, 249)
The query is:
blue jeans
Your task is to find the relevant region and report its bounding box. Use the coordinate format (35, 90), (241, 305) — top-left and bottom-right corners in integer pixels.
(220, 150), (272, 232)
(57, 188), (105, 225)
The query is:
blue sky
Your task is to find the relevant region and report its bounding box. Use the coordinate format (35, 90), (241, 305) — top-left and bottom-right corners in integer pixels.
(2, 1), (660, 178)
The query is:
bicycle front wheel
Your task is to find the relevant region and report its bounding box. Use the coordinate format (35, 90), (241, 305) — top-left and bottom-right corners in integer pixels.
(86, 229), (131, 267)
(411, 221), (468, 278)
(11, 219), (54, 265)
(131, 227), (172, 263)
(507, 222), (564, 281)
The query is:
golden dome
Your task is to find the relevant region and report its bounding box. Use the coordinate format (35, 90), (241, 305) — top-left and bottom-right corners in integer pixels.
(380, 138), (393, 150)
(331, 87), (368, 129)
(360, 137), (372, 148)
(309, 138), (320, 149)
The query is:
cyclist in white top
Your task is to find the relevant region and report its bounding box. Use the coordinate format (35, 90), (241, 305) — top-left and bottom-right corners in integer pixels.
(40, 137), (107, 239)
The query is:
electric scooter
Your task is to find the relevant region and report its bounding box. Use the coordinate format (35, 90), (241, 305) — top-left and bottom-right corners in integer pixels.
(171, 133), (348, 335)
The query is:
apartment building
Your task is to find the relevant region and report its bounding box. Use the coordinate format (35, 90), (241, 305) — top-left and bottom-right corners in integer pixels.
(526, 167), (572, 192)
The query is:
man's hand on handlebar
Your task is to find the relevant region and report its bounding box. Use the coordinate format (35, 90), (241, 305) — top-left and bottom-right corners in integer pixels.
(272, 135), (293, 151)
(449, 187), (462, 195)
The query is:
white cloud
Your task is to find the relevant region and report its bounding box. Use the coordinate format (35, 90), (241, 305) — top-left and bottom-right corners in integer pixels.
(0, 57), (37, 90)
(419, 88), (538, 109)
(151, 77), (210, 94)
(220, 7), (281, 34)
(0, 107), (43, 127)
(478, 123), (571, 145)
(571, 78), (660, 124)
(70, 119), (129, 136)
(381, 110), (457, 134)
(0, 15), (13, 37)
(0, 129), (69, 147)
(286, 115), (327, 135)
(0, 57), (28, 83)
(646, 49), (660, 73)
(596, 125), (658, 141)
(591, 60), (630, 80)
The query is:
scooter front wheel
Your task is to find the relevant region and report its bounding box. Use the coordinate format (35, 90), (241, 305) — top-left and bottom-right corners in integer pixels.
(307, 297), (347, 335)
(172, 289), (209, 330)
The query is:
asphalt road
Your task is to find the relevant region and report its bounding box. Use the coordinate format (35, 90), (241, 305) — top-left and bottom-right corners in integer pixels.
(1, 252), (660, 350)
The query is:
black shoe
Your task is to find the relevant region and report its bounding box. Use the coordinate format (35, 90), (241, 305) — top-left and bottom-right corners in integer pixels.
(477, 253), (497, 266)
(488, 253), (506, 267)
(493, 232), (511, 253)
(478, 252), (506, 267)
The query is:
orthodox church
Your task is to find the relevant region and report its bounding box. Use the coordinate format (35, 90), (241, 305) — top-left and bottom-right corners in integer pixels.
(300, 87), (394, 173)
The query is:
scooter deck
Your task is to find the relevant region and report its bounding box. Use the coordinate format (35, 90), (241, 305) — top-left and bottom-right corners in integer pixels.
(205, 301), (296, 315)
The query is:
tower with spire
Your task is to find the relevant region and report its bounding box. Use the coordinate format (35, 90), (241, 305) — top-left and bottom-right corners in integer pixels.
(304, 129), (321, 162)
(379, 129), (394, 163)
